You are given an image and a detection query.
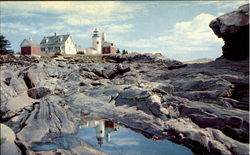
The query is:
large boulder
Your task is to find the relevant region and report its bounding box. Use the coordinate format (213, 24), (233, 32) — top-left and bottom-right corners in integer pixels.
(1, 124), (21, 155)
(21, 64), (47, 88)
(162, 94), (249, 143)
(115, 88), (168, 119)
(209, 4), (249, 60)
(17, 96), (76, 148)
(164, 118), (249, 155)
(80, 63), (130, 79)
(103, 53), (186, 69)
(27, 87), (52, 99)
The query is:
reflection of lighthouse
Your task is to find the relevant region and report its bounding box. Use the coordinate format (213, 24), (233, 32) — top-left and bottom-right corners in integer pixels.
(95, 120), (118, 147)
(96, 120), (105, 147)
(80, 119), (118, 147)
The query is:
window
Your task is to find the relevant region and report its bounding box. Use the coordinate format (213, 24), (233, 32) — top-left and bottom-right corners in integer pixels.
(97, 41), (99, 44)
(54, 46), (60, 50)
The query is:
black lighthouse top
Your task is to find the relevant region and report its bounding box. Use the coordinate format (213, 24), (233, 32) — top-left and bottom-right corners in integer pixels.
(92, 28), (99, 37)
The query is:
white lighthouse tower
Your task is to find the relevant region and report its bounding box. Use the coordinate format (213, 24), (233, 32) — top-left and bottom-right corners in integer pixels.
(96, 120), (105, 147)
(92, 28), (102, 54)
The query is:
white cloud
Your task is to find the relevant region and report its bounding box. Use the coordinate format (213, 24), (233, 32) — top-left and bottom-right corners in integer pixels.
(216, 1), (248, 9)
(147, 2), (193, 8)
(114, 13), (224, 61)
(60, 14), (134, 26)
(1, 1), (140, 16)
(0, 22), (32, 34)
(170, 13), (222, 44)
(38, 1), (140, 15)
(72, 34), (89, 39)
(60, 16), (108, 26)
(112, 137), (140, 146)
(196, 1), (248, 9)
(0, 21), (82, 36)
(98, 24), (134, 33)
(149, 1), (248, 10)
(1, 2), (144, 26)
(158, 13), (224, 60)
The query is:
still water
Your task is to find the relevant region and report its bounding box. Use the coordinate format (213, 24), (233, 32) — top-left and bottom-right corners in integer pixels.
(77, 119), (193, 155)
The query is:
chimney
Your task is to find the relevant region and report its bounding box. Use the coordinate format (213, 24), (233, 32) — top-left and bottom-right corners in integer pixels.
(54, 33), (57, 36)
(102, 33), (106, 42)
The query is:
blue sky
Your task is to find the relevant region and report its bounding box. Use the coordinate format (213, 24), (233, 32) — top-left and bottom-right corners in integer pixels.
(77, 124), (192, 155)
(0, 1), (248, 61)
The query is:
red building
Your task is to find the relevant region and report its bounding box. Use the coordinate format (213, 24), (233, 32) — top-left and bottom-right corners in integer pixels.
(20, 38), (41, 56)
(102, 41), (116, 54)
(104, 120), (117, 128)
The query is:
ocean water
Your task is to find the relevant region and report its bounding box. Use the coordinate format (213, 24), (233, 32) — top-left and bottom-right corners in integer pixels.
(77, 119), (193, 155)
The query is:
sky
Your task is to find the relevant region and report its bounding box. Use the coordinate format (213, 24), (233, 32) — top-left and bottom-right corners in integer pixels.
(0, 1), (248, 61)
(77, 121), (192, 155)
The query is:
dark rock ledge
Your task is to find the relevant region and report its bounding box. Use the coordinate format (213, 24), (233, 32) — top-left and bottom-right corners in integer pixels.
(209, 4), (249, 60)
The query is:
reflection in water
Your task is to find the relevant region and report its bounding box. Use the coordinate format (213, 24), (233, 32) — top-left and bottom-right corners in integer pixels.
(78, 119), (193, 155)
(79, 119), (118, 147)
(31, 118), (192, 154)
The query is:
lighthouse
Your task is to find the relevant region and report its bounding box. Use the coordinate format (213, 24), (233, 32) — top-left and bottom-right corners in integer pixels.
(96, 120), (105, 147)
(92, 28), (102, 54)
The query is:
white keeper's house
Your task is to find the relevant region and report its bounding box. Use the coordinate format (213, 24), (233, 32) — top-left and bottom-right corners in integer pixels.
(40, 33), (77, 54)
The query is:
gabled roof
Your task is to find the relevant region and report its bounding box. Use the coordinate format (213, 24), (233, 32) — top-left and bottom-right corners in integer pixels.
(40, 34), (70, 45)
(20, 38), (40, 47)
(102, 41), (115, 47)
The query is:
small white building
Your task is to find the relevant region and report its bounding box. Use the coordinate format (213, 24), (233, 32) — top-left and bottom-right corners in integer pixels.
(40, 33), (77, 54)
(86, 48), (98, 55)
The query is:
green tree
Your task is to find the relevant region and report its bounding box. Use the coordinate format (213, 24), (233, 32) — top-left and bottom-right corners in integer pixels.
(122, 49), (126, 54)
(116, 48), (120, 54)
(122, 49), (128, 55)
(0, 34), (13, 54)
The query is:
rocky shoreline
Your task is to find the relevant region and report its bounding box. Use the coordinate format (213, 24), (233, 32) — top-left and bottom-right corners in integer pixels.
(1, 4), (249, 155)
(1, 52), (249, 154)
